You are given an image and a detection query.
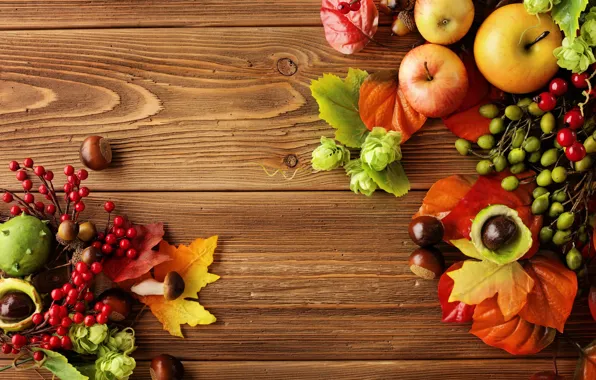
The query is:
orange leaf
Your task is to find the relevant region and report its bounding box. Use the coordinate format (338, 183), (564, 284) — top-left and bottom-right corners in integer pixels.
(575, 341), (596, 379)
(470, 296), (556, 355)
(456, 49), (490, 112)
(518, 255), (578, 333)
(413, 175), (476, 219)
(358, 70), (427, 142)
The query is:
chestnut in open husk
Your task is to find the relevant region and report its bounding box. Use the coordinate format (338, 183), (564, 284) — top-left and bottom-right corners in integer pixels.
(408, 215), (444, 247)
(0, 291), (35, 323)
(481, 215), (518, 251)
(408, 247), (445, 280)
(150, 354), (185, 380)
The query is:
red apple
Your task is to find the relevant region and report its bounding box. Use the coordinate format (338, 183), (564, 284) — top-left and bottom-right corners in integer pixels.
(398, 44), (468, 118)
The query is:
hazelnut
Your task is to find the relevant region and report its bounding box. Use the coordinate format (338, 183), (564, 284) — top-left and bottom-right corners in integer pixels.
(150, 354), (184, 380)
(57, 220), (78, 242)
(97, 288), (134, 322)
(80, 136), (112, 171)
(408, 247), (445, 280)
(77, 221), (97, 242)
(80, 246), (100, 265)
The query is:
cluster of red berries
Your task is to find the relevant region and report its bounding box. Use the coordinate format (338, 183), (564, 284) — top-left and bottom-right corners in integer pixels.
(90, 202), (139, 259)
(337, 0), (361, 14)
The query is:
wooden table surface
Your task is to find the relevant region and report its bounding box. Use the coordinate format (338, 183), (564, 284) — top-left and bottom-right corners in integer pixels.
(0, 1), (593, 378)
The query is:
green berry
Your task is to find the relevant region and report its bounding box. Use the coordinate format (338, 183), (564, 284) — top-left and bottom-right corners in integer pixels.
(476, 160), (493, 175)
(510, 162), (526, 174)
(517, 98), (532, 108)
(489, 118), (505, 135)
(528, 151), (542, 163)
(552, 230), (572, 246)
(533, 187), (549, 199)
(531, 193), (550, 215)
(539, 226), (554, 243)
(501, 175), (520, 191)
(540, 148), (559, 167)
(477, 134), (496, 150)
(505, 105), (523, 121)
(479, 104), (500, 119)
(511, 129), (526, 148)
(584, 136), (596, 153)
(551, 166), (567, 183)
(455, 139), (471, 156)
(548, 202), (564, 218)
(536, 169), (553, 187)
(528, 102), (545, 116)
(556, 211), (575, 230)
(575, 155), (594, 172)
(508, 148), (526, 164)
(554, 140), (562, 149)
(540, 112), (556, 134)
(492, 155), (508, 172)
(523, 136), (541, 152)
(552, 189), (567, 202)
(566, 248), (582, 270)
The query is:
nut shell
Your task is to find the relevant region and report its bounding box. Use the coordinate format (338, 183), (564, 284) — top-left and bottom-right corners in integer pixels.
(80, 136), (112, 171)
(97, 288), (134, 322)
(408, 247), (445, 279)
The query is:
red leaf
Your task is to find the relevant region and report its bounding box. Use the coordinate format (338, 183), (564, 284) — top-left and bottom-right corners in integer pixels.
(413, 175), (476, 220)
(438, 261), (476, 323)
(321, 0), (379, 55)
(442, 100), (491, 143)
(456, 50), (489, 112)
(470, 296), (556, 355)
(103, 222), (171, 283)
(517, 209), (542, 260)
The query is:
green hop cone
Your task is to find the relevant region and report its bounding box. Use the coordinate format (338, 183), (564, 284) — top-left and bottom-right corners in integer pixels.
(69, 322), (109, 355)
(360, 127), (401, 171)
(553, 36), (596, 74)
(582, 19), (596, 46)
(523, 0), (555, 14)
(105, 327), (136, 355)
(311, 137), (350, 171)
(95, 351), (136, 380)
(345, 159), (377, 196)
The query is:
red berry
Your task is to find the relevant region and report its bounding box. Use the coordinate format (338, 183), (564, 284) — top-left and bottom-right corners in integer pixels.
(104, 201), (115, 212)
(10, 205), (21, 216)
(33, 351), (45, 361)
(73, 274), (84, 286)
(23, 193), (34, 204)
(42, 334), (51, 343)
(105, 233), (117, 245)
(46, 204), (56, 214)
(73, 312), (84, 324)
(76, 262), (88, 273)
(38, 184), (48, 194)
(12, 334), (26, 347)
(32, 313), (44, 325)
(119, 239), (131, 250)
(61, 317), (73, 328)
(126, 227), (137, 239)
(350, 0), (361, 11)
(8, 161), (19, 172)
(90, 262), (103, 274)
(101, 304), (113, 315)
(337, 1), (350, 13)
(51, 289), (64, 301)
(69, 191), (81, 202)
(67, 288), (78, 300)
(564, 109), (584, 130)
(126, 248), (138, 259)
(30, 336), (41, 344)
(23, 158), (33, 168)
(48, 317), (60, 326)
(49, 304), (61, 317)
(115, 227), (126, 238)
(74, 201), (85, 213)
(11, 347), (19, 354)
(63, 183), (73, 193)
(102, 244), (113, 255)
(77, 169), (88, 180)
(49, 336), (61, 349)
(549, 78), (568, 96)
(61, 283), (73, 294)
(56, 326), (68, 336)
(61, 336), (73, 350)
(60, 214), (71, 222)
(44, 170), (54, 181)
(45, 194), (52, 200)
(78, 187), (90, 197)
(97, 232), (105, 240)
(115, 248), (125, 257)
(15, 170), (27, 181)
(1, 343), (11, 354)
(535, 92), (557, 111)
(557, 128), (577, 147)
(84, 315), (96, 327)
(92, 241), (102, 249)
(22, 179), (32, 191)
(84, 291), (95, 302)
(64, 165), (74, 176)
(94, 302), (105, 312)
(67, 175), (78, 185)
(572, 72), (590, 88)
(41, 343), (51, 350)
(67, 296), (77, 305)
(96, 313), (108, 324)
(34, 201), (44, 211)
(81, 272), (93, 282)
(33, 165), (45, 176)
(113, 215), (124, 227)
(3, 192), (13, 203)
(74, 301), (85, 313)
(566, 142), (587, 162)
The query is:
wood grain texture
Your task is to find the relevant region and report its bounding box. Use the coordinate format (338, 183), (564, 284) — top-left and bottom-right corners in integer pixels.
(0, 359), (579, 379)
(0, 28), (471, 192)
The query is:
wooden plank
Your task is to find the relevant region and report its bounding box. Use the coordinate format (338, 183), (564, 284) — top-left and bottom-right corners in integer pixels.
(0, 359), (579, 379)
(14, 191), (581, 361)
(0, 28), (468, 192)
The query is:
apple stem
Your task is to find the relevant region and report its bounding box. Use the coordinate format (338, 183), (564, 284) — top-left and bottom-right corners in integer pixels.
(525, 31), (550, 49)
(424, 61), (433, 81)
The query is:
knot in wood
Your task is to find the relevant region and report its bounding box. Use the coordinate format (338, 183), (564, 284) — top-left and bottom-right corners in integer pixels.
(277, 58), (298, 76)
(284, 154), (298, 168)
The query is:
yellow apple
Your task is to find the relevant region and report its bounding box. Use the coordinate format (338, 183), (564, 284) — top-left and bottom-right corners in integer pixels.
(414, 0), (474, 45)
(474, 3), (562, 94)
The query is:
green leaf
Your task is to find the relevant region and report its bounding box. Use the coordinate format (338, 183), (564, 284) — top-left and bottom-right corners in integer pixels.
(552, 0), (589, 41)
(310, 68), (369, 148)
(362, 161), (410, 197)
(34, 348), (89, 380)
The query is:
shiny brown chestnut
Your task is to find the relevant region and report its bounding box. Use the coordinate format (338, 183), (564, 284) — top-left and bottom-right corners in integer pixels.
(0, 291), (35, 322)
(97, 288), (134, 322)
(408, 247), (445, 280)
(80, 136), (112, 171)
(481, 215), (517, 251)
(150, 354), (184, 380)
(32, 267), (70, 294)
(408, 215), (444, 247)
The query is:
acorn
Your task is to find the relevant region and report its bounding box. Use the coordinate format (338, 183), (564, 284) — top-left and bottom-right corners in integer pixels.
(57, 220), (78, 242)
(408, 247), (445, 280)
(77, 221), (97, 242)
(392, 11), (416, 37)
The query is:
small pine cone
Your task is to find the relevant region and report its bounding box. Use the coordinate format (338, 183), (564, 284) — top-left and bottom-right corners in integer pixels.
(400, 11), (416, 33)
(71, 245), (85, 265)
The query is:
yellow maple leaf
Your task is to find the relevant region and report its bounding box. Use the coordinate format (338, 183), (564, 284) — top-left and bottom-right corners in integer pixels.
(447, 260), (534, 321)
(139, 236), (220, 337)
